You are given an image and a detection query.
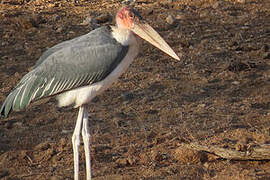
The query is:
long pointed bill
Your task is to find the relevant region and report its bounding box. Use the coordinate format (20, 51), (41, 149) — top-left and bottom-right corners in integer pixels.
(132, 22), (180, 61)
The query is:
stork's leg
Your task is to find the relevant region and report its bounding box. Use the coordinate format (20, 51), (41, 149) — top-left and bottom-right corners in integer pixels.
(81, 104), (92, 180)
(72, 106), (84, 180)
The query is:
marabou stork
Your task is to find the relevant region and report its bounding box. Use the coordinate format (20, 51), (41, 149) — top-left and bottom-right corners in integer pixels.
(0, 6), (179, 180)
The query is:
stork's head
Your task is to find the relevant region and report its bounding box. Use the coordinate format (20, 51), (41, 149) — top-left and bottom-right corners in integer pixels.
(116, 6), (180, 61)
(116, 6), (142, 29)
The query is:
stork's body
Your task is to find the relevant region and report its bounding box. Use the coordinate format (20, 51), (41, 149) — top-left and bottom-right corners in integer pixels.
(57, 26), (139, 108)
(0, 6), (179, 180)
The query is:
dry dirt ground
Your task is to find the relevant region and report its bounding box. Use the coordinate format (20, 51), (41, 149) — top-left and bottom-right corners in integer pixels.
(0, 0), (270, 179)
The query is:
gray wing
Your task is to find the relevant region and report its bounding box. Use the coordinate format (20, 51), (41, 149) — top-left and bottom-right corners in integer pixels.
(34, 26), (119, 68)
(1, 26), (129, 117)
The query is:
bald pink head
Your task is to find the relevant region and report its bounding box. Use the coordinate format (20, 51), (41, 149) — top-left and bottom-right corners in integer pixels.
(116, 6), (141, 29)
(115, 6), (180, 61)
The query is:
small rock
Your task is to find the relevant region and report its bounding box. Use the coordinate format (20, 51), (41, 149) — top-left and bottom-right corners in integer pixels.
(3, 33), (10, 39)
(237, 0), (246, 3)
(200, 88), (206, 93)
(203, 162), (209, 168)
(1, 41), (8, 46)
(69, 30), (75, 34)
(47, 3), (55, 8)
(166, 15), (176, 25)
(198, 104), (206, 108)
(62, 129), (72, 134)
(116, 158), (128, 167)
(212, 1), (223, 9)
(56, 26), (63, 33)
(232, 81), (240, 85)
(176, 13), (186, 20)
(235, 142), (247, 151)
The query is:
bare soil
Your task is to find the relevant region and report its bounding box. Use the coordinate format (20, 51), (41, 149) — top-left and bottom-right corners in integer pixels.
(0, 0), (270, 179)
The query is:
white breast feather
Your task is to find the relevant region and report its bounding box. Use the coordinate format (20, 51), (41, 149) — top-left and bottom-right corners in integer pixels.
(57, 27), (139, 107)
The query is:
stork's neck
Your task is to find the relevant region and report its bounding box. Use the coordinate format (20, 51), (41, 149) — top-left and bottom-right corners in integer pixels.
(110, 26), (138, 46)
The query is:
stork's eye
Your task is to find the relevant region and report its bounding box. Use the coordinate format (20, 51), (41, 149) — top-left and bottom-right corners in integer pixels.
(129, 13), (135, 20)
(130, 8), (142, 20)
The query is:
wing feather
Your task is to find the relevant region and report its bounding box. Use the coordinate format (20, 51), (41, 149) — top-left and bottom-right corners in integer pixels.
(0, 26), (129, 117)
